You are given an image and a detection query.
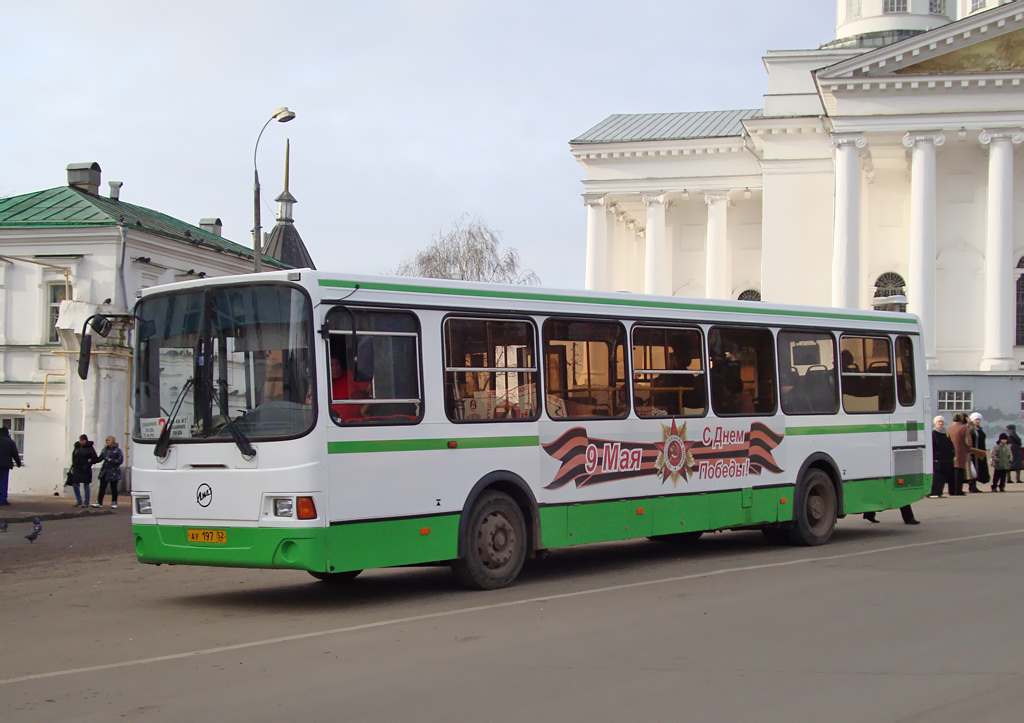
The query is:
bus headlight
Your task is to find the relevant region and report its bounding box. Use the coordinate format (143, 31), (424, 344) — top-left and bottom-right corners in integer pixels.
(135, 496), (152, 515)
(273, 498), (294, 517)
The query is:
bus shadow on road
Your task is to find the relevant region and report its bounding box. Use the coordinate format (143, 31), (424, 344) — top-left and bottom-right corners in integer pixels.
(164, 523), (915, 613)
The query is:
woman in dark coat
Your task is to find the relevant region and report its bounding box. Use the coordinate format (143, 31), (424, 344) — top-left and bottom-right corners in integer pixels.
(68, 434), (99, 508)
(930, 415), (955, 498)
(969, 413), (989, 491)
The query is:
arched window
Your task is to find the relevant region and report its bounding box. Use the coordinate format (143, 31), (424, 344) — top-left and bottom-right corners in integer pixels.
(737, 289), (761, 302)
(1016, 257), (1024, 346)
(872, 272), (907, 313)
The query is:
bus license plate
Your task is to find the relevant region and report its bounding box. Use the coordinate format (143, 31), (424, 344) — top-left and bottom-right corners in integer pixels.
(187, 529), (227, 544)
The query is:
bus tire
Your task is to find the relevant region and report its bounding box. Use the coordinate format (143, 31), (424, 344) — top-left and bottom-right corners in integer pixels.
(452, 491), (527, 590)
(788, 468), (837, 546)
(309, 569), (362, 583)
(648, 531), (703, 545)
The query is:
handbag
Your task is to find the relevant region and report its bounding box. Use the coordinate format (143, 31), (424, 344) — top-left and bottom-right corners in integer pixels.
(64, 468), (73, 486)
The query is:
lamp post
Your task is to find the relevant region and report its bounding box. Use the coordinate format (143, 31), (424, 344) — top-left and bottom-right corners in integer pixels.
(252, 107), (296, 272)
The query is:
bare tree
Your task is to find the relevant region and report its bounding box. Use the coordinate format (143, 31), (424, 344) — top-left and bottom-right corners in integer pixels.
(395, 216), (540, 285)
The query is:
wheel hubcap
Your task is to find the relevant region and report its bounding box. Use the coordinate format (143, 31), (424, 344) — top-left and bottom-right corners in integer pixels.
(478, 511), (515, 570)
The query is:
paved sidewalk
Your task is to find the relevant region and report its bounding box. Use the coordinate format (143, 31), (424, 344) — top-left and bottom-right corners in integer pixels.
(0, 494), (118, 522)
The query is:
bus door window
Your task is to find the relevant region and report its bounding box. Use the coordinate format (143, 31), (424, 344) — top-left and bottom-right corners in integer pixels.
(323, 307), (422, 425)
(543, 319), (628, 419)
(632, 326), (706, 418)
(443, 317), (539, 422)
(708, 327), (777, 416)
(894, 335), (916, 407)
(839, 336), (895, 413)
(776, 330), (838, 415)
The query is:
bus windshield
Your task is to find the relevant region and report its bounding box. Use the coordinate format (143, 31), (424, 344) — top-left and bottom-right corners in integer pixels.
(133, 283), (314, 443)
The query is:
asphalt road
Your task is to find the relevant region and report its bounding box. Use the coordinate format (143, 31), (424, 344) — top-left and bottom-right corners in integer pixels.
(3, 491), (1024, 722)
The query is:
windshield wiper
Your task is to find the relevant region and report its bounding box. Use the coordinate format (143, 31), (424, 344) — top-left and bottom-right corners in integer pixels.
(154, 377), (194, 458)
(214, 379), (256, 459)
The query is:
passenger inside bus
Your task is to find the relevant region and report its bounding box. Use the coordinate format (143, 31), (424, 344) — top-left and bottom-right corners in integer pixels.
(329, 354), (370, 422)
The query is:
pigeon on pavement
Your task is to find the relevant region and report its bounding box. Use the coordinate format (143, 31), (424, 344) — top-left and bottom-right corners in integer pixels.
(25, 528), (39, 543)
(0, 520), (8, 533)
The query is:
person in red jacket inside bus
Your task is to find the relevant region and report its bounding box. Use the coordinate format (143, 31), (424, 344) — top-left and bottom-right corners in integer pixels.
(329, 355), (370, 422)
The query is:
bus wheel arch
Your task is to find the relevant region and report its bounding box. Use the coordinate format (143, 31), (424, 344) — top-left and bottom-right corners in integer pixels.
(458, 471), (540, 558)
(794, 453), (844, 519)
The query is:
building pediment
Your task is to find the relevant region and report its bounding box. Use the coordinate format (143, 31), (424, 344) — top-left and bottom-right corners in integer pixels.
(818, 2), (1024, 81)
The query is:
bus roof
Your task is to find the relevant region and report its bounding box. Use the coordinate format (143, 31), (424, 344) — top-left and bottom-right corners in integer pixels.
(140, 269), (921, 332)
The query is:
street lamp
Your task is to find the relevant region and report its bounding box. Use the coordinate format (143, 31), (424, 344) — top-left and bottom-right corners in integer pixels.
(252, 107), (296, 272)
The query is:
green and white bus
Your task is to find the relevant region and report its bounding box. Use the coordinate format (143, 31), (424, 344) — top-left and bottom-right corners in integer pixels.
(128, 270), (929, 589)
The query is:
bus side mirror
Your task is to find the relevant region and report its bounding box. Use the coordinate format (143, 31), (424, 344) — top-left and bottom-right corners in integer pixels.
(353, 337), (375, 383)
(78, 334), (93, 380)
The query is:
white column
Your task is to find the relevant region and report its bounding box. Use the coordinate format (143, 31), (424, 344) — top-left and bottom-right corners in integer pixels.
(583, 193), (607, 290)
(704, 192), (730, 299)
(828, 134), (867, 308)
(633, 227), (646, 293)
(979, 129), (1023, 371)
(903, 131), (944, 370)
(643, 192), (668, 295)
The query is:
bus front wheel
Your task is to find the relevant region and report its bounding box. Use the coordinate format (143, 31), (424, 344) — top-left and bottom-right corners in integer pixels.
(452, 491), (527, 590)
(789, 469), (837, 546)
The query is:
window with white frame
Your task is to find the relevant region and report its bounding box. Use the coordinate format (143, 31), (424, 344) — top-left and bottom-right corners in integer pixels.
(937, 390), (973, 412)
(846, 0), (862, 19)
(47, 283), (69, 344)
(971, 0), (986, 11)
(929, 0), (946, 14)
(1020, 391), (1024, 412)
(0, 416), (25, 459)
(883, 0), (908, 12)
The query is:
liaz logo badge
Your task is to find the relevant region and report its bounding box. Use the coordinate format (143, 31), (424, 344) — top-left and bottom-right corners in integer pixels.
(196, 483), (212, 507)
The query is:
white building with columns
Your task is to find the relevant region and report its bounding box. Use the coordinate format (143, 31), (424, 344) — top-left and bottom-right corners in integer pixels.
(572, 0), (1024, 427)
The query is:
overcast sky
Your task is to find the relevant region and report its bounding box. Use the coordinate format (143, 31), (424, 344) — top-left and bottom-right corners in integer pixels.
(1, 1), (836, 289)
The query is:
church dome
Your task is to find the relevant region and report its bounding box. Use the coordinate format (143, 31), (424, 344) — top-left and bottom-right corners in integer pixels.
(831, 0), (954, 48)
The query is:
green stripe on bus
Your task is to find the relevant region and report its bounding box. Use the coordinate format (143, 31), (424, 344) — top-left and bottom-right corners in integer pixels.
(317, 278), (916, 325)
(787, 421), (925, 436)
(328, 435), (540, 454)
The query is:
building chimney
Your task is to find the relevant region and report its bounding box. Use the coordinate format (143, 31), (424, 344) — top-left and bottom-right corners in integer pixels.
(109, 181), (123, 200)
(66, 162), (102, 195)
(199, 218), (223, 236)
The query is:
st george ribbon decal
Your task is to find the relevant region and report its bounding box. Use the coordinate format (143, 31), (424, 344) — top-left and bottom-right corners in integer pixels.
(542, 419), (784, 490)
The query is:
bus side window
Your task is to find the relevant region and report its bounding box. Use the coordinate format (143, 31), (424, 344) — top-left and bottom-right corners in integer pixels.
(323, 308), (422, 425)
(443, 317), (539, 422)
(895, 335), (916, 407)
(632, 325), (706, 418)
(776, 330), (838, 415)
(543, 318), (628, 420)
(839, 335), (895, 414)
(708, 327), (776, 416)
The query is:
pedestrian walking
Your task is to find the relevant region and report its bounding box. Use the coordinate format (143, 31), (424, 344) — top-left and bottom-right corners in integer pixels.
(968, 412), (989, 492)
(1007, 424), (1022, 484)
(929, 415), (953, 498)
(992, 433), (1012, 492)
(0, 426), (22, 506)
(92, 436), (124, 509)
(863, 506), (919, 524)
(948, 413), (971, 496)
(67, 434), (99, 508)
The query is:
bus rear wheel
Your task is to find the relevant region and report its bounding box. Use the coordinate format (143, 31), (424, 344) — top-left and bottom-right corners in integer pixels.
(309, 569), (362, 583)
(789, 469), (837, 546)
(452, 491), (527, 590)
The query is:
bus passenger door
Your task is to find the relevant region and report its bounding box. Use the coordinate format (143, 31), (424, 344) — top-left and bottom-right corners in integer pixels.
(890, 335), (926, 501)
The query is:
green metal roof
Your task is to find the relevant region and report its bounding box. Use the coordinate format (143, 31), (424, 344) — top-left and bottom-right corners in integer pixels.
(0, 186), (287, 268)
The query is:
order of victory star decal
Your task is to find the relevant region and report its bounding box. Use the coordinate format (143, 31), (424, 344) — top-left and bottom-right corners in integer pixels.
(654, 418), (695, 486)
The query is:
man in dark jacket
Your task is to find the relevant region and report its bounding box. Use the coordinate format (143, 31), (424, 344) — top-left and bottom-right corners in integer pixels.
(0, 426), (23, 505)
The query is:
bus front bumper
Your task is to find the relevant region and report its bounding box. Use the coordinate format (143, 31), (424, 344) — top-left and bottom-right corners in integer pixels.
(132, 523), (329, 571)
